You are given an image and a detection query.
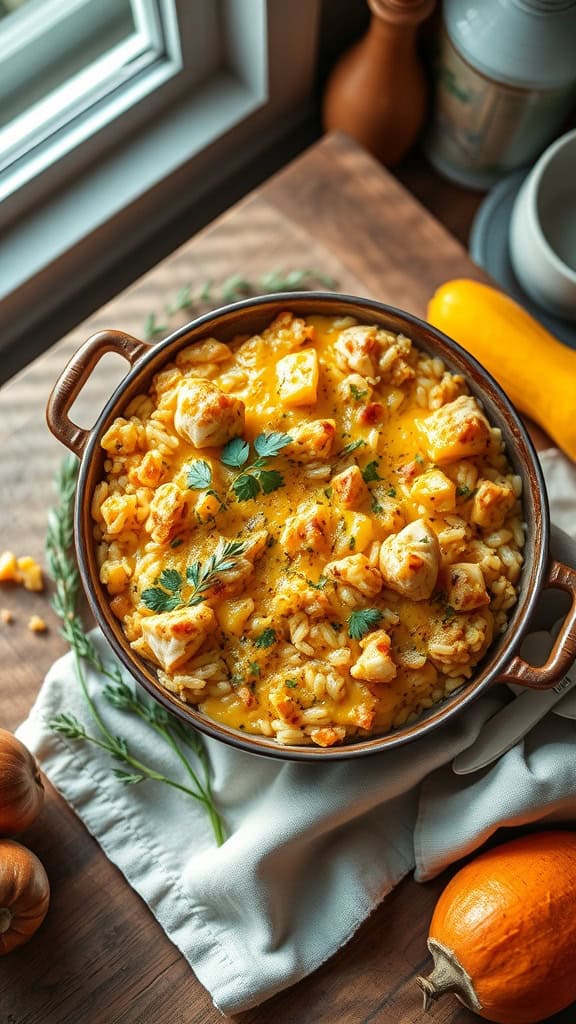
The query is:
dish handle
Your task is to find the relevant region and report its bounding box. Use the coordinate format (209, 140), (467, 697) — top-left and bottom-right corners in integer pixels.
(46, 330), (151, 458)
(496, 560), (576, 690)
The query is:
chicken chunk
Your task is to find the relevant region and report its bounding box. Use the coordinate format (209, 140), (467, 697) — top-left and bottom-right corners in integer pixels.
(471, 480), (516, 530)
(175, 338), (232, 368)
(276, 349), (319, 407)
(284, 419), (336, 463)
(324, 553), (383, 598)
(136, 604), (217, 673)
(174, 378), (245, 448)
(145, 483), (188, 544)
(339, 374), (373, 404)
(334, 326), (378, 378)
(428, 611), (493, 671)
(350, 630), (397, 684)
(379, 519), (440, 601)
(280, 504), (332, 557)
(416, 396), (491, 464)
(331, 465), (368, 510)
(444, 562), (490, 612)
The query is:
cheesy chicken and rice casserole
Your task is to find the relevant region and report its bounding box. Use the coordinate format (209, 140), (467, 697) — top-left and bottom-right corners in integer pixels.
(92, 313), (524, 747)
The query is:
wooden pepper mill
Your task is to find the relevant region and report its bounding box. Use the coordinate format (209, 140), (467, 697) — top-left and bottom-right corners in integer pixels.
(323, 0), (435, 167)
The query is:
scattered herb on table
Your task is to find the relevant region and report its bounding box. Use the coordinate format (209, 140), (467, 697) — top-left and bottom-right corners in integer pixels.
(143, 269), (337, 339)
(46, 456), (225, 845)
(347, 608), (383, 641)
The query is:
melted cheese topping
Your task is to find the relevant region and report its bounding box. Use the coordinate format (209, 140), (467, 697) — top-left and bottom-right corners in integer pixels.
(92, 313), (524, 747)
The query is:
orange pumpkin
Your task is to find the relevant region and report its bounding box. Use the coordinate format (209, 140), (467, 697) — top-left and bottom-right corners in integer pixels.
(417, 831), (576, 1024)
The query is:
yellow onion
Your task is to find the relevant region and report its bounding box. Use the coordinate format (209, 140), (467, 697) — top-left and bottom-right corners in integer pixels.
(0, 729), (44, 835)
(0, 839), (50, 954)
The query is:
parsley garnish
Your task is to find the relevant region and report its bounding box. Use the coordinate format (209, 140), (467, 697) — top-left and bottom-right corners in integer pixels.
(347, 608), (383, 640)
(371, 497), (384, 514)
(248, 661), (261, 676)
(361, 461), (381, 483)
(254, 627), (277, 649)
(350, 384), (368, 402)
(306, 576), (327, 590)
(187, 460), (213, 490)
(387, 487), (396, 497)
(223, 432), (293, 502)
(415, 453), (424, 465)
(141, 539), (248, 613)
(220, 437), (250, 468)
(285, 678), (298, 689)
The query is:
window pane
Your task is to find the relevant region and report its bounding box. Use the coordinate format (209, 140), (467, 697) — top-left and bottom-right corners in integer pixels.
(0, 0), (139, 131)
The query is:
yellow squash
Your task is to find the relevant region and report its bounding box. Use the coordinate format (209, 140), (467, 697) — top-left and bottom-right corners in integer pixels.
(427, 279), (576, 460)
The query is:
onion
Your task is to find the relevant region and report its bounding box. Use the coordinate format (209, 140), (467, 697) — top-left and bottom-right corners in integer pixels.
(0, 729), (44, 835)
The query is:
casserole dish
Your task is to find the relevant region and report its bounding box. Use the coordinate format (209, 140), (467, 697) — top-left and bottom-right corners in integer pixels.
(46, 293), (576, 760)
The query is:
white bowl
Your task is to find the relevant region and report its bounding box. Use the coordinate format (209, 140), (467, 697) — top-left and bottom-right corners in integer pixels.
(509, 128), (576, 322)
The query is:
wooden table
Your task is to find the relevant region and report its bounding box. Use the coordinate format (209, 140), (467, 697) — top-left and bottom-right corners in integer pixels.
(0, 133), (567, 1023)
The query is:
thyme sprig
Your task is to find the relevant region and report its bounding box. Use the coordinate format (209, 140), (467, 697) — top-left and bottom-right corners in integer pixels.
(143, 268), (337, 339)
(141, 538), (248, 613)
(46, 456), (225, 845)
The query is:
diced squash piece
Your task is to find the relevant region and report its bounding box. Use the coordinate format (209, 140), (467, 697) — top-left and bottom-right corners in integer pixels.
(216, 597), (255, 636)
(333, 511), (374, 557)
(276, 349), (319, 407)
(416, 396), (491, 464)
(0, 551), (20, 582)
(410, 469), (456, 513)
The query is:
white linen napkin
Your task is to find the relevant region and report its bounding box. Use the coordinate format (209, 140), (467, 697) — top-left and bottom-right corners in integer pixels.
(16, 449), (576, 1016)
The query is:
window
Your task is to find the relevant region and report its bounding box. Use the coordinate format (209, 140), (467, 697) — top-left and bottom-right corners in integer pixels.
(1, 0), (234, 225)
(0, 0), (321, 364)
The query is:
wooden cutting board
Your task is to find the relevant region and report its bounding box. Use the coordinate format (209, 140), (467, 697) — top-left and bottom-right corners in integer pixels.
(0, 132), (566, 1024)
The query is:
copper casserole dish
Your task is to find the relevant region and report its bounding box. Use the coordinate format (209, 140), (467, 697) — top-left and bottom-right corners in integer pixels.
(46, 293), (576, 760)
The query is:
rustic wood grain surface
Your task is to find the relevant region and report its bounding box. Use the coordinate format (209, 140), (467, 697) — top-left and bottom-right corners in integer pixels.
(0, 133), (568, 1024)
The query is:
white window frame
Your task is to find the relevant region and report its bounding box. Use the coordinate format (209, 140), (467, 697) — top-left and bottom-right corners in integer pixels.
(0, 0), (321, 359)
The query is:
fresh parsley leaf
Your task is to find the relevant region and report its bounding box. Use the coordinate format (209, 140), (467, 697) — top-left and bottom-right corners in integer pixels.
(187, 461), (212, 490)
(254, 627), (277, 649)
(347, 608), (383, 640)
(253, 432), (292, 458)
(387, 487), (396, 497)
(258, 468), (285, 494)
(340, 439), (366, 457)
(221, 437), (250, 468)
(285, 678), (298, 689)
(361, 460), (381, 483)
(350, 384), (368, 402)
(456, 485), (476, 498)
(232, 474), (261, 502)
(371, 497), (384, 514)
(158, 568), (182, 592)
(141, 588), (181, 613)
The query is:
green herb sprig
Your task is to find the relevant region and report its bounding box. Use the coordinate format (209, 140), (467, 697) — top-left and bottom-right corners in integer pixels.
(222, 432), (293, 502)
(46, 457), (225, 845)
(144, 269), (337, 339)
(141, 538), (248, 613)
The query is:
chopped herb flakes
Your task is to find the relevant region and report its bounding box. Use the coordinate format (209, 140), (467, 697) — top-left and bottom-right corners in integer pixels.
(253, 627), (277, 649)
(340, 439), (366, 457)
(347, 608), (383, 640)
(350, 384), (368, 402)
(361, 461), (381, 483)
